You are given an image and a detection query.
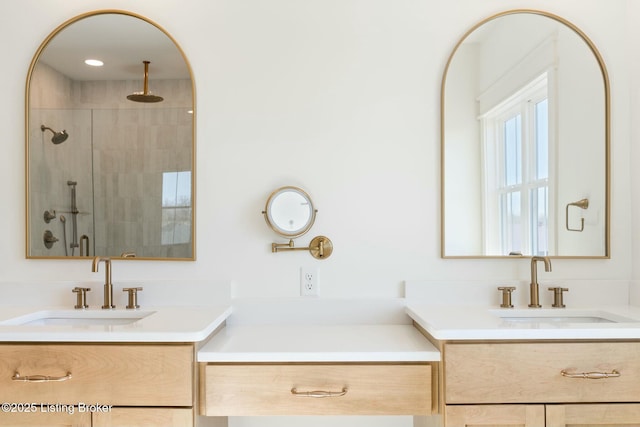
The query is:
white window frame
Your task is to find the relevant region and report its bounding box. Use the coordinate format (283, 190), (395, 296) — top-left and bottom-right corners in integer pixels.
(481, 73), (556, 256)
(161, 170), (192, 246)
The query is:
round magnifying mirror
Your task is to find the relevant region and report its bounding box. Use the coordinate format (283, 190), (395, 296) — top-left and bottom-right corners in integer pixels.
(264, 186), (316, 238)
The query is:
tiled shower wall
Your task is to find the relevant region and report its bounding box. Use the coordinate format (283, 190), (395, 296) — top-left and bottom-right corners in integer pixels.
(92, 106), (192, 257)
(29, 62), (193, 258)
(29, 63), (94, 257)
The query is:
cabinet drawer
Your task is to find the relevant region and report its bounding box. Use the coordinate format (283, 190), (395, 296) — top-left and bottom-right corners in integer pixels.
(445, 342), (640, 404)
(0, 344), (193, 406)
(200, 363), (431, 416)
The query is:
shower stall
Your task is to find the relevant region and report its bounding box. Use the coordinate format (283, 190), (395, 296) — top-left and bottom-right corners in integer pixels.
(27, 58), (193, 259)
(28, 106), (193, 258)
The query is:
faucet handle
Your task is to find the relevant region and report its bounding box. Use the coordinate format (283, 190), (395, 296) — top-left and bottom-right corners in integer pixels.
(497, 286), (516, 308)
(72, 287), (91, 309)
(123, 287), (143, 310)
(548, 287), (569, 308)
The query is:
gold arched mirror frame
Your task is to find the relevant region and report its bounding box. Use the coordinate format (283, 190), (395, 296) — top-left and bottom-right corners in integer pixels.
(441, 9), (610, 259)
(26, 10), (196, 260)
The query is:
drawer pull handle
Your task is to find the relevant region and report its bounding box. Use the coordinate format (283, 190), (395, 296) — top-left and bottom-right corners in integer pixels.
(561, 369), (620, 380)
(291, 387), (348, 398)
(12, 371), (72, 383)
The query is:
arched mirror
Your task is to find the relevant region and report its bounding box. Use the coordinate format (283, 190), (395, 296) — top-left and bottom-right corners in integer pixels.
(441, 10), (609, 258)
(263, 187), (332, 259)
(26, 10), (195, 260)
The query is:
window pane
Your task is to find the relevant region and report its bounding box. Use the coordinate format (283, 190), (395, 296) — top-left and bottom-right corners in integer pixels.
(504, 115), (522, 186)
(501, 191), (522, 254)
(161, 171), (192, 245)
(162, 172), (178, 207)
(531, 186), (549, 256)
(535, 99), (549, 180)
(176, 171), (191, 207)
(161, 208), (176, 244)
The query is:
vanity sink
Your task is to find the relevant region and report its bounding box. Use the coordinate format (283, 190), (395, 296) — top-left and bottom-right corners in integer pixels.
(0, 310), (155, 326)
(490, 309), (639, 325)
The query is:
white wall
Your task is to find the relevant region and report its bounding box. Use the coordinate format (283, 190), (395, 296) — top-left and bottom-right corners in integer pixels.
(0, 1), (634, 426)
(0, 0), (632, 297)
(629, 0), (640, 302)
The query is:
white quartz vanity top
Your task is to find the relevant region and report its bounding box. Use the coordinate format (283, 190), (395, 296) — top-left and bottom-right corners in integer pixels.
(406, 304), (640, 340)
(0, 305), (232, 342)
(197, 324), (440, 362)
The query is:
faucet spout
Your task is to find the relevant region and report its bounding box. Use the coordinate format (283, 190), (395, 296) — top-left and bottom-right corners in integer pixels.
(529, 256), (552, 308)
(92, 256), (114, 309)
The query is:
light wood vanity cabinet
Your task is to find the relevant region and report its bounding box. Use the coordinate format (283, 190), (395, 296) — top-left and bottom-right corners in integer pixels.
(200, 363), (432, 416)
(93, 408), (194, 427)
(0, 410), (92, 427)
(0, 343), (194, 427)
(441, 341), (640, 427)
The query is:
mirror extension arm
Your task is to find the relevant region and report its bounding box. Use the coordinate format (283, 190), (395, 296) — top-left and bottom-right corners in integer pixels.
(272, 236), (333, 260)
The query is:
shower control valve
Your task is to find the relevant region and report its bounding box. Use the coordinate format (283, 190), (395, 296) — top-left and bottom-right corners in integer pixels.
(43, 230), (59, 249)
(43, 210), (56, 223)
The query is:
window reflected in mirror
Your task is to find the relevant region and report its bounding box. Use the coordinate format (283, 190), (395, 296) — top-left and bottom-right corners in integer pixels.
(482, 74), (550, 256)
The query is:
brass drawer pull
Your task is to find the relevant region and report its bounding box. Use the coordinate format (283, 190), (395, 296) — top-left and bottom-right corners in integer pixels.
(12, 371), (72, 383)
(561, 369), (620, 379)
(291, 387), (348, 398)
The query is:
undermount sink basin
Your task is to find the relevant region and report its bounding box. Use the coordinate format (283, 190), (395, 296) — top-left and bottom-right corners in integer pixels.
(490, 309), (638, 325)
(0, 310), (155, 326)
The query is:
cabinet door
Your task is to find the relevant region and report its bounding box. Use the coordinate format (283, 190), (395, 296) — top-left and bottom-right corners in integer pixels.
(92, 407), (193, 427)
(445, 405), (545, 427)
(0, 409), (90, 426)
(546, 404), (640, 426)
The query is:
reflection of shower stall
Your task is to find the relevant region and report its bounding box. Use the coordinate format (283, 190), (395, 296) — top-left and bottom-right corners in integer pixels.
(30, 107), (192, 258)
(30, 108), (94, 257)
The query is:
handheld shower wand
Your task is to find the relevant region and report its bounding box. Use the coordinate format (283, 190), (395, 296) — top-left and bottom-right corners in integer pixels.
(41, 124), (69, 144)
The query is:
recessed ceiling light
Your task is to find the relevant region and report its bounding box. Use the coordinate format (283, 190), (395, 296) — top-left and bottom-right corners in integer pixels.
(84, 59), (104, 67)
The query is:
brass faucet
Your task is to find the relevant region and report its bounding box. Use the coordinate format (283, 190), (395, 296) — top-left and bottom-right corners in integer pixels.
(92, 256), (115, 309)
(529, 256), (552, 308)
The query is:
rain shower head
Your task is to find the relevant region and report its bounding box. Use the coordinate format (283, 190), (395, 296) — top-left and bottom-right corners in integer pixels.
(40, 125), (69, 144)
(127, 60), (164, 103)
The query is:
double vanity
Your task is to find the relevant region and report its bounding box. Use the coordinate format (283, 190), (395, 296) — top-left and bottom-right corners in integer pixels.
(1, 280), (640, 427)
(12, 4), (629, 426)
(0, 293), (440, 427)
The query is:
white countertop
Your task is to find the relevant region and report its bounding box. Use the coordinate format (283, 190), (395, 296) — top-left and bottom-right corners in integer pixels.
(406, 304), (640, 340)
(198, 324), (440, 362)
(0, 305), (232, 342)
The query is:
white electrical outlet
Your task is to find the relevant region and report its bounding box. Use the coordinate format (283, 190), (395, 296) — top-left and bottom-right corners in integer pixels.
(300, 267), (319, 296)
